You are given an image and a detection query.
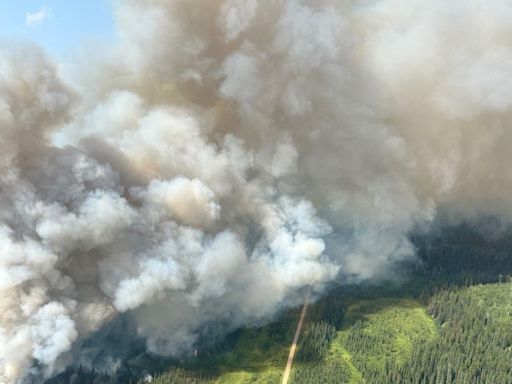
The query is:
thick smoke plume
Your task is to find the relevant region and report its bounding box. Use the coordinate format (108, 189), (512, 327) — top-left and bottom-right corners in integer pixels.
(2, 0), (512, 382)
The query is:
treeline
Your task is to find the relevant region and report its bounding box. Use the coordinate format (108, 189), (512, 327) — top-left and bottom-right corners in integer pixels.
(45, 366), (113, 384)
(293, 321), (350, 383)
(415, 244), (512, 285)
(357, 285), (512, 384)
(412, 224), (512, 285)
(145, 368), (212, 384)
(48, 366), (214, 384)
(297, 322), (336, 362)
(292, 362), (351, 384)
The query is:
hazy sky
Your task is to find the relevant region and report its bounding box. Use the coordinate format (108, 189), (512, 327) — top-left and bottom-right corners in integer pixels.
(0, 1), (113, 58)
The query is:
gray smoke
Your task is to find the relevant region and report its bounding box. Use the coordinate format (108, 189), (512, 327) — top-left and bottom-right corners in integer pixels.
(2, 0), (512, 382)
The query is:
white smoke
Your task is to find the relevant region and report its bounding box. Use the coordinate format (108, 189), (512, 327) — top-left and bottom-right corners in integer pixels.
(2, 0), (512, 382)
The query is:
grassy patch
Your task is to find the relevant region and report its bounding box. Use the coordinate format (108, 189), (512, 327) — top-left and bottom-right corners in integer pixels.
(209, 310), (300, 383)
(328, 298), (437, 380)
(215, 369), (282, 384)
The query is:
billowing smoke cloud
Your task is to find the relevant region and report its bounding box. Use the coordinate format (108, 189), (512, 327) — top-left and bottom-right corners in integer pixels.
(2, 0), (512, 382)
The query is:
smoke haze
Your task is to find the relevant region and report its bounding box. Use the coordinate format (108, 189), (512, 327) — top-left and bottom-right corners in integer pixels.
(2, 0), (512, 382)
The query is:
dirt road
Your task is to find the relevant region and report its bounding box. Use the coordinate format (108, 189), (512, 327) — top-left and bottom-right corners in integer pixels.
(281, 294), (309, 384)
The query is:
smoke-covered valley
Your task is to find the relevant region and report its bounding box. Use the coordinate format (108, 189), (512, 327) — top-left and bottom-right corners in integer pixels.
(3, 0), (512, 382)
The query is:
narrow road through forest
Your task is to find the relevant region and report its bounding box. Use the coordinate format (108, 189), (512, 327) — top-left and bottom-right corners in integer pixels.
(281, 293), (309, 384)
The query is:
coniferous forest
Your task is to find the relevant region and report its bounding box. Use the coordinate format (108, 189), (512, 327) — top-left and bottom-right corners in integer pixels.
(46, 225), (512, 384)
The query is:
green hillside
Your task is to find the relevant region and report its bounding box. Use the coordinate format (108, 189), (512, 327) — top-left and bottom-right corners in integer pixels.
(144, 281), (512, 384)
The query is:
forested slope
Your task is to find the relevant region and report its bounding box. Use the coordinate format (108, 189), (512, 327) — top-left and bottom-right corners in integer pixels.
(48, 226), (512, 384)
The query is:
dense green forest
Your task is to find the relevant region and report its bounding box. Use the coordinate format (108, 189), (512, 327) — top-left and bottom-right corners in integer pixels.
(46, 225), (512, 384)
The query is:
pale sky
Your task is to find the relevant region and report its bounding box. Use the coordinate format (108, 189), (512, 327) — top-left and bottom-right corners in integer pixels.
(0, 1), (114, 58)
